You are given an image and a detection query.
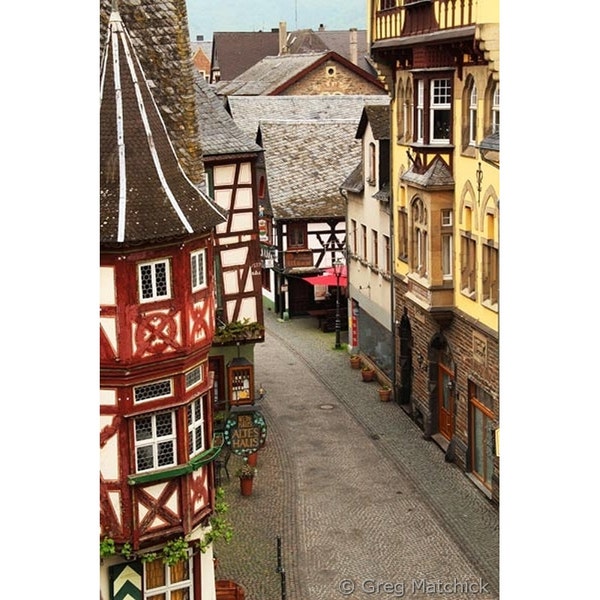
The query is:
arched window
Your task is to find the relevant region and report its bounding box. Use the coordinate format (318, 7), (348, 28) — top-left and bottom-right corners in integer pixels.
(491, 84), (500, 134)
(368, 142), (376, 185)
(484, 77), (500, 137)
(411, 197), (428, 278)
(461, 75), (477, 153)
(469, 85), (478, 145)
(396, 80), (404, 141)
(404, 79), (413, 142)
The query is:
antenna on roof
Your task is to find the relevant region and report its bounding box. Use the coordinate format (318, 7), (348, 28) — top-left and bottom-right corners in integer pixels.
(295, 0), (298, 30)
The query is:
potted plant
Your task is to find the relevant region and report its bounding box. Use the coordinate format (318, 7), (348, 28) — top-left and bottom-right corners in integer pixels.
(361, 364), (375, 382)
(349, 354), (361, 369)
(378, 385), (392, 402)
(236, 463), (257, 496)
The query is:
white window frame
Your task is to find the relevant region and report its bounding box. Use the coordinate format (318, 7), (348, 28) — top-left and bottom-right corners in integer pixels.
(138, 259), (171, 303)
(469, 86), (478, 146)
(134, 411), (177, 473)
(187, 395), (205, 457)
(191, 249), (207, 292)
(492, 84), (500, 134)
(144, 553), (193, 599)
(430, 78), (451, 144)
(416, 80), (424, 143)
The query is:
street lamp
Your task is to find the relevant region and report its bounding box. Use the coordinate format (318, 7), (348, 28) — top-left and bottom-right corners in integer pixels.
(333, 258), (344, 349)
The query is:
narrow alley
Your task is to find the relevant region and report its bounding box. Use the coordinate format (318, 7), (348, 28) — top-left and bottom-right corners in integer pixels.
(213, 309), (499, 600)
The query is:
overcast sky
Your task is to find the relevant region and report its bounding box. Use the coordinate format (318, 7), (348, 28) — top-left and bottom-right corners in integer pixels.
(185, 0), (366, 41)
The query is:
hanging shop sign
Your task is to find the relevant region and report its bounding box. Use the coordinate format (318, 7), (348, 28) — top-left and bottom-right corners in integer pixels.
(223, 410), (267, 457)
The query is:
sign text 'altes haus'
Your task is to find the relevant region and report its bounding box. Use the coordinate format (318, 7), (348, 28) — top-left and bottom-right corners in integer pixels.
(224, 410), (267, 456)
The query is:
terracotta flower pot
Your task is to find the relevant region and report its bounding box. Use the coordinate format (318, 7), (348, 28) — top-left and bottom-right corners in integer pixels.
(378, 388), (392, 402)
(361, 368), (375, 382)
(240, 477), (254, 496)
(350, 356), (361, 369)
(247, 452), (258, 467)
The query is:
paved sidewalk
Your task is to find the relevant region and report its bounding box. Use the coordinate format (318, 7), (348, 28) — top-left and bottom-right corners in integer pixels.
(213, 309), (499, 599)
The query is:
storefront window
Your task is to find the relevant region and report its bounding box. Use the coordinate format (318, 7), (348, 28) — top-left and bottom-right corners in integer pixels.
(358, 310), (393, 378)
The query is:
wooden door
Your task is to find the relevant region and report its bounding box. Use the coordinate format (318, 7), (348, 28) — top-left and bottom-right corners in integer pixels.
(438, 365), (454, 440)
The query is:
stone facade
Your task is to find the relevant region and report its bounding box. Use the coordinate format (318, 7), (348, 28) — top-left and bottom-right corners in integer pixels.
(394, 277), (500, 504)
(281, 58), (385, 96)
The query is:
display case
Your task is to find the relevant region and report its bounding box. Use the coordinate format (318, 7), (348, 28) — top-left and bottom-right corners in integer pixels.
(227, 357), (254, 406)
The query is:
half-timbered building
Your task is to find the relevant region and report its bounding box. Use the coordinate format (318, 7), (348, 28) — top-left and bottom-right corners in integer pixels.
(225, 95), (390, 319)
(100, 5), (227, 599)
(194, 74), (266, 410)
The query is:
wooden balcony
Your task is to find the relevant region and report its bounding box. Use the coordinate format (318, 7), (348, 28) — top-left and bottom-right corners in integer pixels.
(283, 250), (314, 270)
(372, 0), (475, 44)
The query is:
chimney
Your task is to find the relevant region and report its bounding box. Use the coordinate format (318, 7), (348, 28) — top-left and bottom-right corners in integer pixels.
(279, 21), (287, 54)
(318, 23), (325, 31)
(196, 34), (204, 41)
(349, 28), (358, 65)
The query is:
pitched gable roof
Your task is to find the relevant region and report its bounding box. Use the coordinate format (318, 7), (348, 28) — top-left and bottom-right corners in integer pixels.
(356, 104), (391, 140)
(215, 51), (385, 97)
(259, 120), (361, 219)
(100, 10), (226, 245)
(215, 53), (326, 96)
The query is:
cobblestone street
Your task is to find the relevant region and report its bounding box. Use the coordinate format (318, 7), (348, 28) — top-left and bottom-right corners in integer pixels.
(214, 309), (499, 599)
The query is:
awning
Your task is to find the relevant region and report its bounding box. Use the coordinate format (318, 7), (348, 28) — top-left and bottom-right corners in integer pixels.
(304, 274), (347, 287)
(322, 265), (347, 278)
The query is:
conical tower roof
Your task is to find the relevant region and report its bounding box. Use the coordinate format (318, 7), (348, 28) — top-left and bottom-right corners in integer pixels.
(99, 9), (226, 246)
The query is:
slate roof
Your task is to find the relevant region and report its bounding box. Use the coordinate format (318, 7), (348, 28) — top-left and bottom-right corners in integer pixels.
(214, 53), (326, 96)
(259, 120), (362, 220)
(100, 0), (205, 184)
(356, 104), (390, 140)
(401, 156), (455, 189)
(194, 74), (262, 158)
(340, 162), (364, 195)
(99, 10), (226, 246)
(211, 31), (279, 81)
(479, 131), (500, 153)
(226, 95), (390, 137)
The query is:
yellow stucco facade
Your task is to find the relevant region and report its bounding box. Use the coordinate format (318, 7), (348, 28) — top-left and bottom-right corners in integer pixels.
(369, 0), (500, 504)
